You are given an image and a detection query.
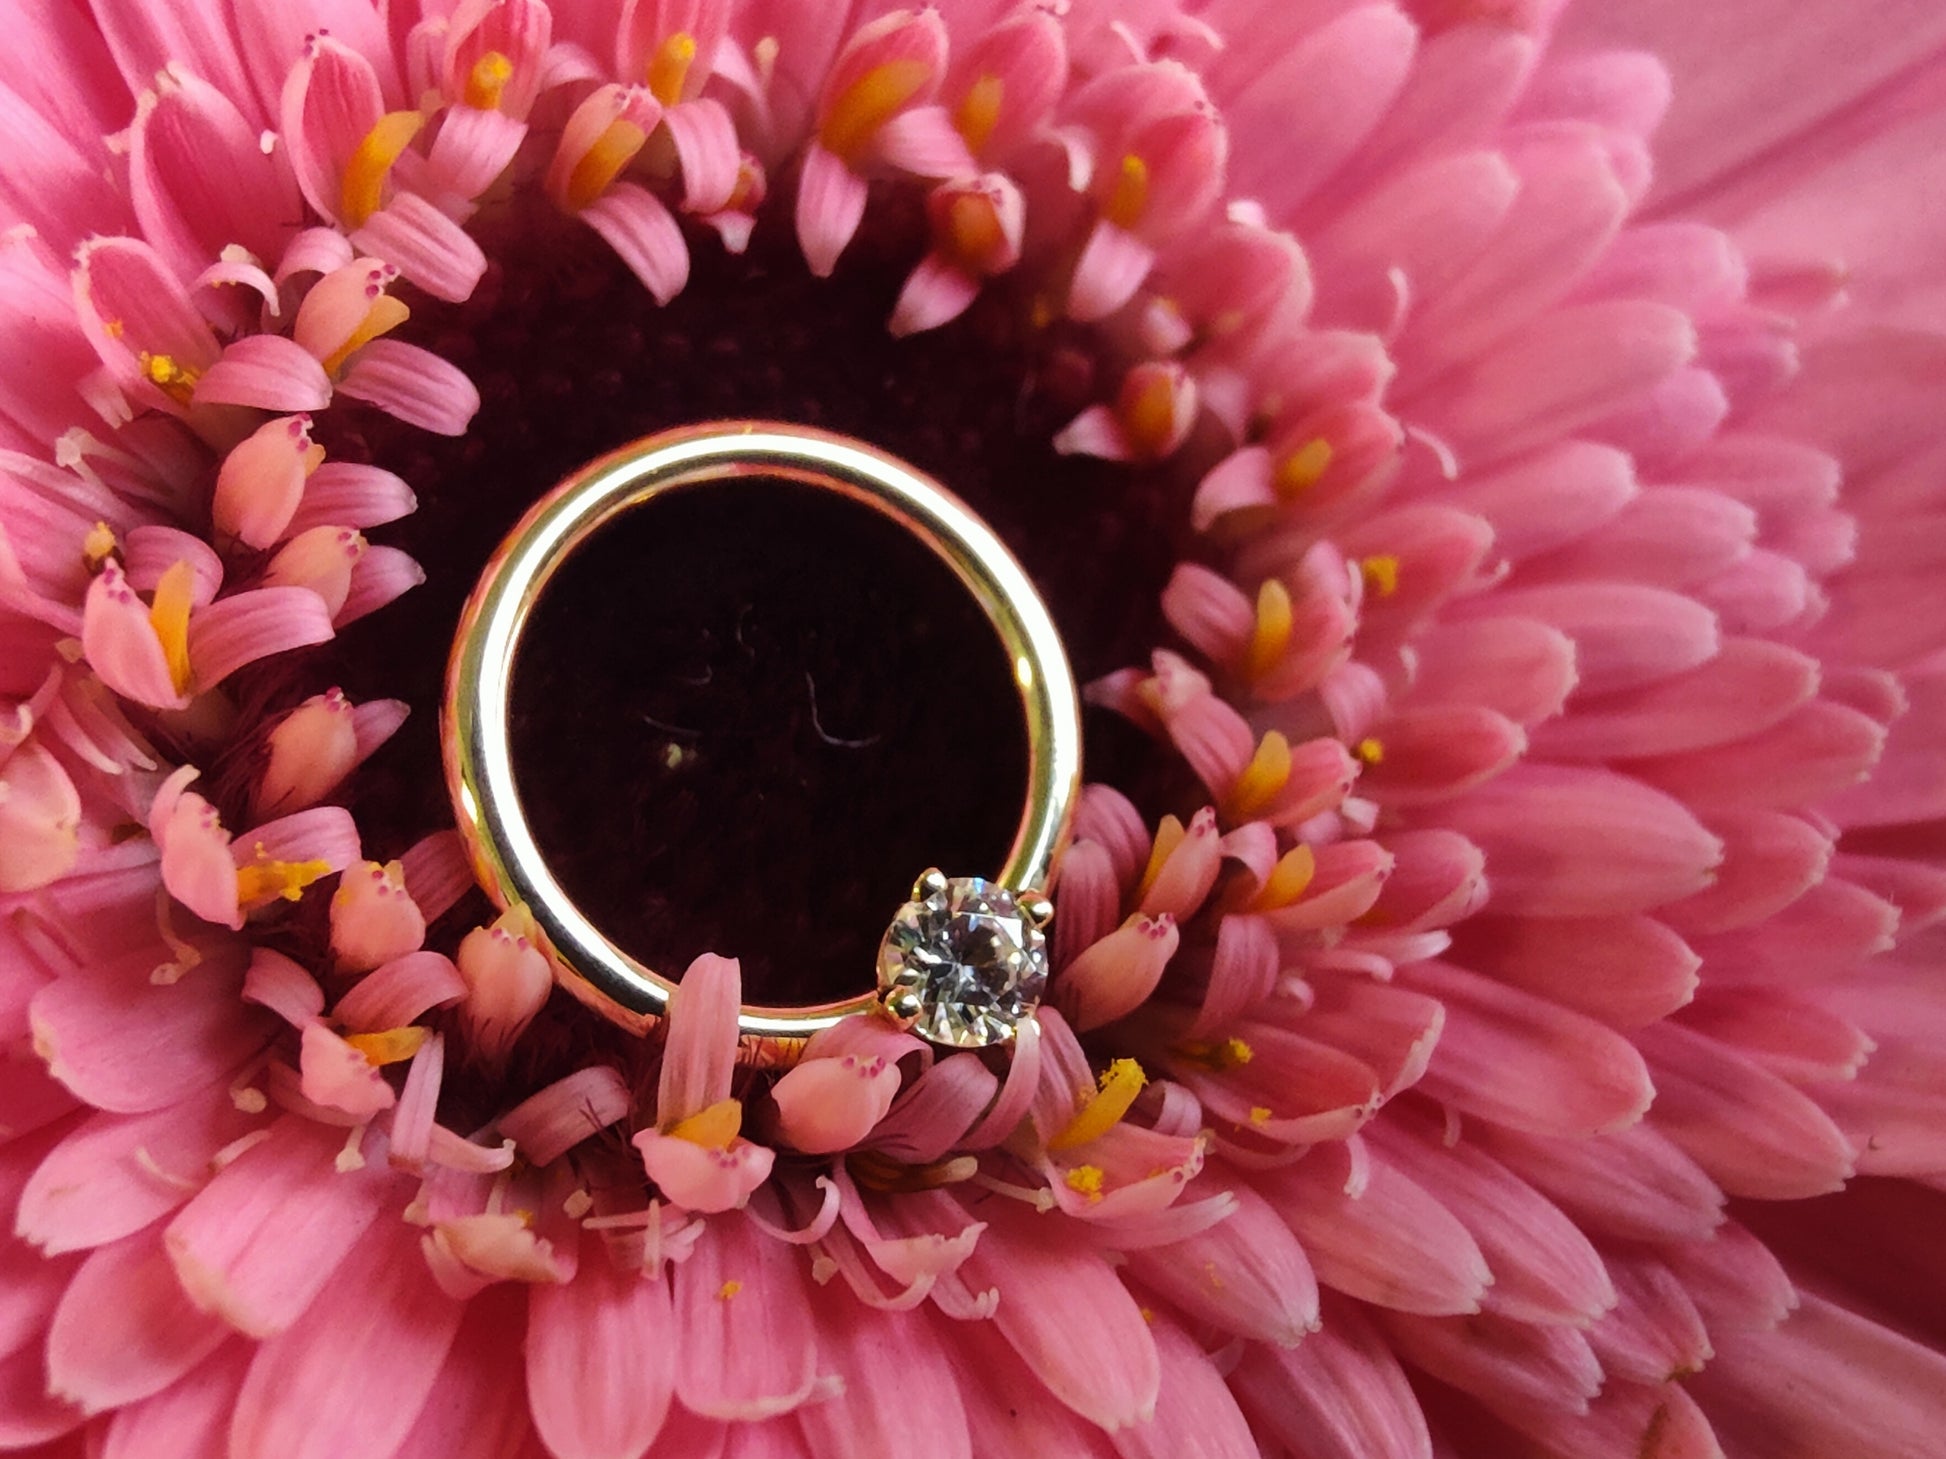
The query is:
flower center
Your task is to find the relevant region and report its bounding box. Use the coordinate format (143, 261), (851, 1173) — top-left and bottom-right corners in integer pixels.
(313, 201), (1188, 1012)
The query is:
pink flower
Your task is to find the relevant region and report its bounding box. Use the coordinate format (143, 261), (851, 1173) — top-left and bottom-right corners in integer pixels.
(1, 1), (1944, 1456)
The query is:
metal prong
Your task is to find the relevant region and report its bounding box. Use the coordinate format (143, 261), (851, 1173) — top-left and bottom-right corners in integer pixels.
(1019, 893), (1054, 929)
(882, 989), (923, 1028)
(913, 867), (949, 901)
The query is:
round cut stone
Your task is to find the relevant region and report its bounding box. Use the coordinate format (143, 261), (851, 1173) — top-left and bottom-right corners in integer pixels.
(878, 875), (1048, 1047)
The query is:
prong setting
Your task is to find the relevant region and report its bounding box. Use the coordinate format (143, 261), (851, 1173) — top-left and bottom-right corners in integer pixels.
(877, 874), (1051, 1047)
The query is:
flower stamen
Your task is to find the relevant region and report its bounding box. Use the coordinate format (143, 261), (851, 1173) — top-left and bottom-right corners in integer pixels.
(1274, 438), (1333, 499)
(668, 1096), (743, 1149)
(821, 60), (931, 162)
(647, 32), (697, 107)
(234, 847), (332, 908)
(344, 1025), (430, 1066)
(147, 560), (195, 695)
(1104, 153), (1149, 230)
(567, 117), (651, 212)
(955, 74), (1003, 154)
(1049, 1057), (1148, 1152)
(465, 51), (515, 111)
(1244, 580), (1294, 680)
(1224, 730), (1292, 819)
(342, 110), (426, 227)
(1360, 554), (1400, 597)
(139, 352), (199, 405)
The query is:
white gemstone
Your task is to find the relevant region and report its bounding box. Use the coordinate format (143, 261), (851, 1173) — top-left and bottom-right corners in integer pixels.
(878, 875), (1048, 1047)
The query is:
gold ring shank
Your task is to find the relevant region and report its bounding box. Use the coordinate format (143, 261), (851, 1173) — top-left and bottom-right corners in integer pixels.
(442, 422), (1083, 1049)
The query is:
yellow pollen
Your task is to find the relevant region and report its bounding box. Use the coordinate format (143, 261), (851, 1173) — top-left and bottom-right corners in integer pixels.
(1274, 438), (1334, 500)
(820, 58), (932, 162)
(1103, 153), (1149, 230)
(321, 295), (411, 377)
(82, 521), (118, 569)
(1064, 1165), (1106, 1201)
(1203, 1260), (1227, 1290)
(464, 50), (515, 110)
(1224, 730), (1293, 820)
(1245, 580), (1294, 680)
(668, 1096), (742, 1150)
(1252, 844), (1317, 911)
(1355, 736), (1386, 765)
(342, 109), (425, 227)
(1139, 1306), (1155, 1323)
(235, 853), (332, 907)
(344, 1025), (429, 1066)
(139, 352), (199, 404)
(1135, 815), (1186, 904)
(1049, 1058), (1149, 1152)
(148, 559), (196, 695)
(567, 116), (650, 211)
(1248, 1106), (1273, 1125)
(943, 192), (1006, 272)
(954, 73), (1004, 154)
(101, 318), (125, 339)
(716, 1280), (742, 1300)
(647, 32), (697, 106)
(1120, 370), (1181, 459)
(1174, 1036), (1255, 1071)
(1361, 554), (1401, 597)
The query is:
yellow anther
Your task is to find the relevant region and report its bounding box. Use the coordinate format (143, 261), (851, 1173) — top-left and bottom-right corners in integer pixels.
(1244, 580), (1294, 680)
(1252, 843), (1317, 911)
(1274, 438), (1334, 500)
(566, 116), (650, 211)
(320, 294), (411, 378)
(1249, 1106), (1273, 1125)
(101, 318), (125, 339)
(1172, 1036), (1255, 1071)
(139, 352), (200, 404)
(464, 50), (514, 110)
(1049, 1058), (1149, 1152)
(342, 109), (425, 227)
(1120, 369), (1181, 459)
(148, 559), (196, 695)
(1355, 737), (1385, 766)
(82, 521), (118, 569)
(943, 191), (1006, 272)
(821, 59), (932, 162)
(647, 31), (697, 106)
(1225, 730), (1292, 820)
(235, 853), (331, 907)
(344, 1025), (429, 1066)
(668, 1096), (742, 1150)
(954, 73), (1003, 154)
(1135, 815), (1186, 904)
(1103, 153), (1149, 230)
(1064, 1165), (1106, 1201)
(716, 1280), (743, 1300)
(1361, 554), (1400, 598)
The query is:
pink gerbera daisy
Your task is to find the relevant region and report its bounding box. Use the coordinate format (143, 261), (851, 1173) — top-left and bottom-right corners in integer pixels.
(2, 1), (1944, 1456)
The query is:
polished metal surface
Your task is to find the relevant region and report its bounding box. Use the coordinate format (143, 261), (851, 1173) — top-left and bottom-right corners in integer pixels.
(443, 421), (1083, 1055)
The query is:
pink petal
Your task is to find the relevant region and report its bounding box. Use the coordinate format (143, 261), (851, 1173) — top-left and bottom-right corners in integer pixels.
(188, 585), (336, 689)
(46, 1227), (230, 1413)
(81, 564), (185, 711)
(1067, 220), (1157, 324)
(799, 1289), (971, 1459)
(664, 97), (741, 214)
(673, 1202), (822, 1420)
(288, 461), (419, 533)
(1122, 1180), (1318, 1345)
(771, 1051), (902, 1154)
(229, 1221), (465, 1459)
(498, 1066), (632, 1166)
(351, 192), (490, 304)
(335, 338), (483, 435)
(0, 743), (80, 892)
(31, 958), (272, 1114)
(1427, 764), (1723, 917)
(635, 1130), (774, 1214)
(164, 1117), (391, 1337)
(16, 1095), (262, 1255)
(658, 952), (741, 1121)
(527, 1231), (677, 1459)
(794, 141), (868, 279)
(1230, 1296), (1431, 1459)
(889, 253), (980, 337)
(193, 334), (335, 412)
(1399, 959), (1655, 1137)
(579, 180), (692, 305)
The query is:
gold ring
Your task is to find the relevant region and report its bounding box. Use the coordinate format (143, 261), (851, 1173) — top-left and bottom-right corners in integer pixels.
(441, 422), (1082, 1064)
